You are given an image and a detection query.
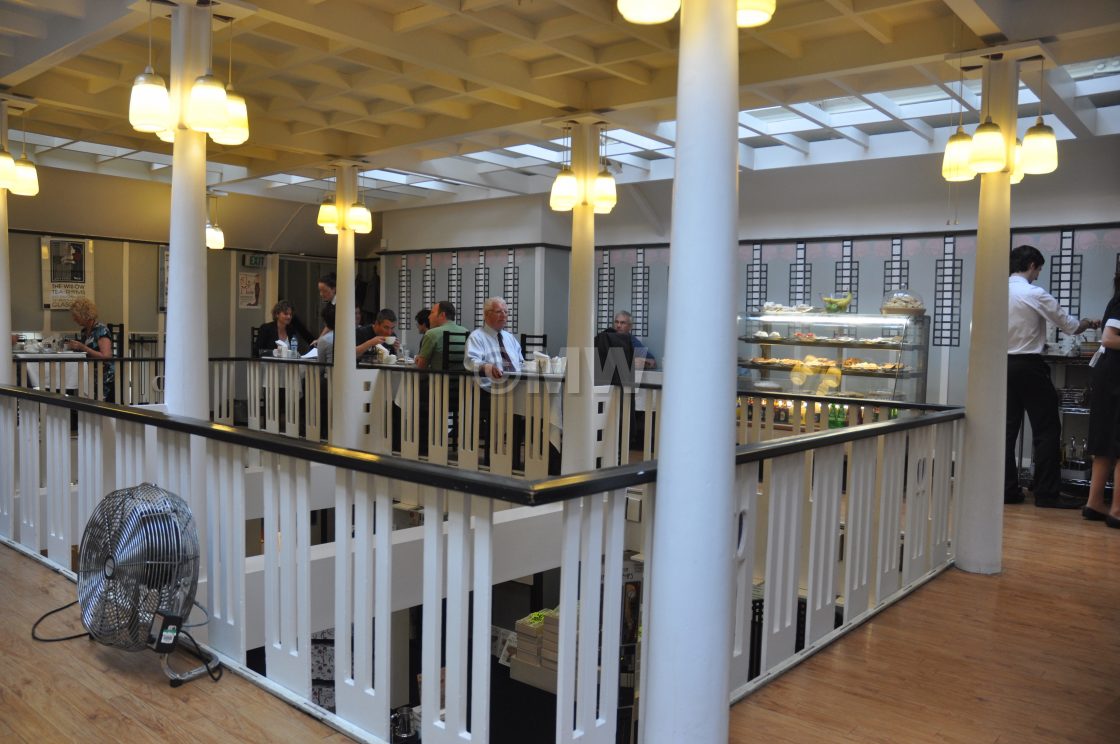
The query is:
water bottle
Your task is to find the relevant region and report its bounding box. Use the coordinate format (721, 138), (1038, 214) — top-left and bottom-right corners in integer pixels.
(289, 336), (298, 357)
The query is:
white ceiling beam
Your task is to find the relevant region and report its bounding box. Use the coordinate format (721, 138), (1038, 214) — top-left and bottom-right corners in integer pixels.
(1021, 50), (1098, 138)
(914, 64), (981, 112)
(785, 101), (869, 148)
(738, 112), (812, 155)
(830, 79), (934, 142)
(5, 0), (85, 18)
(551, 0), (674, 53)
(822, 0), (892, 44)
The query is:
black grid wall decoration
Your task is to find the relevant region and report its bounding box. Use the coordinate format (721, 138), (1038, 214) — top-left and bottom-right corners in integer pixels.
(883, 238), (909, 291)
(1048, 230), (1082, 321)
(631, 247), (650, 337)
(745, 243), (767, 312)
(448, 251), (461, 315)
(397, 256), (412, 328)
(789, 241), (811, 305)
(422, 253), (435, 312)
(834, 240), (859, 313)
(597, 250), (615, 332)
(503, 248), (519, 334)
(933, 236), (963, 347)
(474, 250), (489, 329)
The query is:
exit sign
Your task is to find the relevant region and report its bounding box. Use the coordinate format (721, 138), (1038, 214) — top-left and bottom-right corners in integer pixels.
(242, 254), (267, 268)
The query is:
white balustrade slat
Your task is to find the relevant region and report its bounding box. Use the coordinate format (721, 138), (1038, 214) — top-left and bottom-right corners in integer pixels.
(399, 371), (421, 460)
(421, 486), (448, 742)
(247, 362), (262, 430)
(729, 462), (759, 692)
(205, 441), (247, 660)
(842, 437), (879, 622)
(805, 444), (844, 647)
(903, 426), (935, 585)
(635, 484), (656, 740)
(114, 420), (144, 490)
(333, 471), (393, 740)
(444, 491), (471, 734)
(18, 401), (40, 552)
(575, 494), (605, 736)
(556, 497), (583, 743)
(930, 422), (956, 566)
(457, 380), (481, 471)
(426, 374), (451, 466)
(489, 387), (515, 476)
(471, 497), (495, 743)
(875, 431), (907, 602)
(761, 452), (805, 674)
(596, 490), (626, 741)
(0, 398), (16, 539)
(43, 406), (70, 564)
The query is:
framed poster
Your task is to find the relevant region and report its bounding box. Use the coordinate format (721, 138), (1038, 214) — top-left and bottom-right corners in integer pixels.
(158, 244), (169, 312)
(239, 271), (262, 309)
(41, 237), (94, 309)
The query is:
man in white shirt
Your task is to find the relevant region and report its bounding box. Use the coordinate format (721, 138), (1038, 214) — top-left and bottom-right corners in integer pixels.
(1006, 244), (1098, 508)
(465, 297), (523, 384)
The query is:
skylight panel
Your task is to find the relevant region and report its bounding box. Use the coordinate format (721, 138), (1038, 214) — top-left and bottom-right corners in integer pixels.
(604, 129), (672, 151)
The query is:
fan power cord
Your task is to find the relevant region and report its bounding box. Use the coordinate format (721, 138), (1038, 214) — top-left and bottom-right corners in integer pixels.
(31, 600), (90, 643)
(179, 630), (224, 682)
(183, 598), (211, 629)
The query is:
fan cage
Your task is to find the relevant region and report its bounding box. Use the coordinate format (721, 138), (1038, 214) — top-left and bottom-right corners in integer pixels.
(77, 483), (200, 651)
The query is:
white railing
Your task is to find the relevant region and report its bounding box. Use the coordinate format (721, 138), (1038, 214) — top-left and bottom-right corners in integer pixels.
(0, 382), (963, 743)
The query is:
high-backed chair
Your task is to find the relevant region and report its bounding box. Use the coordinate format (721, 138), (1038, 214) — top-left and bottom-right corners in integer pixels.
(106, 322), (125, 357)
(250, 326), (261, 358)
(442, 330), (468, 369)
(520, 333), (548, 357)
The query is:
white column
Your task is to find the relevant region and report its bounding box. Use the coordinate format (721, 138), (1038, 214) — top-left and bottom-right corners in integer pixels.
(958, 57), (1018, 574)
(331, 166), (360, 448)
(560, 123), (598, 473)
(0, 103), (10, 385)
(645, 0), (738, 741)
(164, 3), (211, 419)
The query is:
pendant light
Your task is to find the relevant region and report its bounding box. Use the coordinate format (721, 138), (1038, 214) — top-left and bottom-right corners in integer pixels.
(968, 62), (1006, 173)
(1021, 57), (1058, 175)
(317, 193), (339, 233)
(211, 17), (249, 146)
(592, 129), (617, 215)
(941, 62), (974, 182)
(617, 0), (680, 25)
(549, 125), (579, 212)
(186, 1), (228, 134)
(205, 193), (225, 250)
(129, 1), (171, 134)
(0, 123), (15, 190)
(1009, 139), (1025, 185)
(9, 111), (38, 197)
(348, 179), (373, 234)
(737, 0), (776, 28)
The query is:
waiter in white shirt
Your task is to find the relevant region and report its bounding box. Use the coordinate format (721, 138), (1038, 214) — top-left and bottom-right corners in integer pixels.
(1006, 244), (1098, 508)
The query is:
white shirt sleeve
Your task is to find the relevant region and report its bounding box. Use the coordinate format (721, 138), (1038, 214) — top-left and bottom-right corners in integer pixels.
(1027, 286), (1081, 335)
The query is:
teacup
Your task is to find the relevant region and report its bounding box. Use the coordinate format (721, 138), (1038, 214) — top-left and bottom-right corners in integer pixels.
(388, 354), (397, 364)
(521, 359), (537, 373)
(385, 336), (398, 346)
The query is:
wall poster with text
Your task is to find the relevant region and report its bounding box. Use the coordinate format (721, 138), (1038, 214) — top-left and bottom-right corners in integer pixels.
(238, 271), (262, 309)
(40, 237), (94, 309)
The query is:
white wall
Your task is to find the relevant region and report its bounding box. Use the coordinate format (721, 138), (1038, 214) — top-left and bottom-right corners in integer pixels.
(382, 194), (556, 252)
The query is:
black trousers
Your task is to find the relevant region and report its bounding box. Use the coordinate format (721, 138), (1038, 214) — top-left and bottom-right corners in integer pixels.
(1005, 354), (1062, 499)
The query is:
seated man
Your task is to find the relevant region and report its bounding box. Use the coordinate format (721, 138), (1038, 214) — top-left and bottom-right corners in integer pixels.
(612, 310), (656, 370)
(416, 301), (468, 371)
(356, 308), (400, 359)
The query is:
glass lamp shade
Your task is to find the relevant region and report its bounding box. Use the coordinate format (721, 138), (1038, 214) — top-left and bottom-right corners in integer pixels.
(941, 127), (975, 182)
(186, 73), (229, 133)
(0, 149), (15, 190)
(617, 0), (680, 25)
(549, 167), (580, 212)
(317, 200), (338, 227)
(210, 90), (249, 146)
(968, 117), (1007, 173)
(737, 0), (776, 28)
(205, 222), (225, 250)
(348, 202), (373, 234)
(9, 157), (38, 197)
(592, 170), (617, 214)
(156, 127), (176, 143)
(323, 223), (338, 235)
(129, 67), (171, 133)
(1021, 116), (1058, 175)
(1009, 140), (1025, 185)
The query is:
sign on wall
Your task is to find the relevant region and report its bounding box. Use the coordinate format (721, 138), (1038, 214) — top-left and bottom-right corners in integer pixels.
(41, 237), (94, 309)
(239, 271), (262, 309)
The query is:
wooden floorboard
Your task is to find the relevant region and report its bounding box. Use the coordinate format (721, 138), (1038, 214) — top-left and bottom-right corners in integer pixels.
(0, 544), (348, 744)
(3, 501), (1118, 743)
(730, 503), (1120, 743)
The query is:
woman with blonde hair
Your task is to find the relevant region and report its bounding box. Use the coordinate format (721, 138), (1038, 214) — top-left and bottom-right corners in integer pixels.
(64, 297), (115, 401)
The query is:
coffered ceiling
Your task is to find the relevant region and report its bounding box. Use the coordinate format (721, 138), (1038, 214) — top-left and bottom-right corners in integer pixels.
(1, 0), (1118, 210)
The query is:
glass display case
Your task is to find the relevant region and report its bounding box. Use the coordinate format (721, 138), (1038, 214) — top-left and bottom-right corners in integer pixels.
(737, 310), (930, 402)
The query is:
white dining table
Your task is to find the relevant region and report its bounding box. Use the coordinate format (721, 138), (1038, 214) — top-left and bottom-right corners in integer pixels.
(14, 352), (87, 391)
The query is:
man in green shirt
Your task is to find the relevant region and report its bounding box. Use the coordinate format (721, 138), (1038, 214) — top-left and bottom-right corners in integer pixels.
(416, 301), (468, 370)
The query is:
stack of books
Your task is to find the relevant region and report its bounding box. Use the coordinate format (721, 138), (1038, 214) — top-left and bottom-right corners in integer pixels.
(540, 611), (559, 671)
(514, 608), (555, 667)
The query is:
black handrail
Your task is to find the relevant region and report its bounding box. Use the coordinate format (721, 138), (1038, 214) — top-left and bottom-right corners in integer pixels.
(0, 385), (964, 506)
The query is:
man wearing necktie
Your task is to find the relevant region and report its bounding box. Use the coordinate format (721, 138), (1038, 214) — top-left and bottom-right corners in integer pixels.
(465, 297), (526, 468)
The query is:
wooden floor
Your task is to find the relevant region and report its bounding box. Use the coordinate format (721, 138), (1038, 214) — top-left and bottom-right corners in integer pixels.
(0, 545), (347, 744)
(730, 501), (1120, 743)
(3, 502), (1118, 743)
